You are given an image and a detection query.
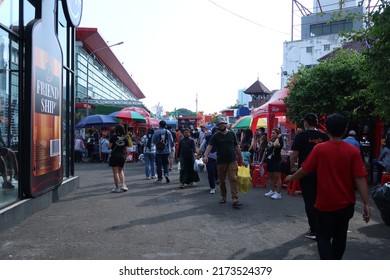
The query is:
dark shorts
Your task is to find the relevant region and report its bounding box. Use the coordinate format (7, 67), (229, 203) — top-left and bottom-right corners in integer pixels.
(266, 158), (282, 172)
(109, 153), (126, 168)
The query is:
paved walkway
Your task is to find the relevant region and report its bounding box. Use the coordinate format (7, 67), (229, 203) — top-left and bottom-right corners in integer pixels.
(0, 161), (389, 260)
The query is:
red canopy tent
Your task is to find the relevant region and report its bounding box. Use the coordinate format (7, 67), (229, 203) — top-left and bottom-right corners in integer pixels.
(250, 88), (290, 136)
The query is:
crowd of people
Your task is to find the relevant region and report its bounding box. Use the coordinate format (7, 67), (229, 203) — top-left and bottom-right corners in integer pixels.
(74, 112), (390, 260)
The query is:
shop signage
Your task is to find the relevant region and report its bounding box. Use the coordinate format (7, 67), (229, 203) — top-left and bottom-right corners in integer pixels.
(24, 0), (63, 197)
(62, 0), (83, 27)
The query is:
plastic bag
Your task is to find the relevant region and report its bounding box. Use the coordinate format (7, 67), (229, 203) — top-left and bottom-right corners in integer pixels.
(238, 165), (252, 193)
(193, 160), (199, 172)
(372, 183), (390, 226)
(259, 164), (265, 177)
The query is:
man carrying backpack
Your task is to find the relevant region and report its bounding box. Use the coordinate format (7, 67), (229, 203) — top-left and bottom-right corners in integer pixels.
(152, 120), (174, 183)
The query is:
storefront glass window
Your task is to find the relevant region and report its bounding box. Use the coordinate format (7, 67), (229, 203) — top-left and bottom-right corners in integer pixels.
(24, 0), (36, 25)
(0, 0), (19, 29)
(62, 68), (68, 177)
(0, 29), (19, 209)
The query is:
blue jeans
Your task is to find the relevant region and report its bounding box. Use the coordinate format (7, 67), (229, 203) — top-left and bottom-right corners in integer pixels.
(155, 153), (169, 180)
(144, 153), (156, 178)
(206, 158), (218, 189)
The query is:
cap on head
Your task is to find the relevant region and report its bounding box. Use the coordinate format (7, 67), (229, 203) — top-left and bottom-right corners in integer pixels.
(302, 113), (318, 126)
(216, 117), (228, 126)
(348, 130), (356, 136)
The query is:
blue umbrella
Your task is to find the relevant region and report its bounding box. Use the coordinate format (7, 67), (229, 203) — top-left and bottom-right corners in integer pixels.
(76, 114), (118, 129)
(108, 111), (120, 117)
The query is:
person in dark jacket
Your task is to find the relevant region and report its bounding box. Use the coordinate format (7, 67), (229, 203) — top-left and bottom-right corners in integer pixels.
(178, 128), (199, 188)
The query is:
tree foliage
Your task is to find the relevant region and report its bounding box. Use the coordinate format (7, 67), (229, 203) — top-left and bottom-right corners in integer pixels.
(165, 108), (197, 118)
(284, 50), (371, 126)
(343, 0), (390, 121)
(364, 0), (390, 119)
(285, 0), (390, 125)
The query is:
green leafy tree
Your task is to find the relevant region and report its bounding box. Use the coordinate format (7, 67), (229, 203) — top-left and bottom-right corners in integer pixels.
(284, 50), (371, 126)
(176, 108), (196, 116)
(364, 0), (390, 119)
(342, 0), (390, 121)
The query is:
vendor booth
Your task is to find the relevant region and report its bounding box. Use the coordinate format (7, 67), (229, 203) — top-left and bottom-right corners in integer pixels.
(251, 88), (289, 134)
(250, 88), (295, 149)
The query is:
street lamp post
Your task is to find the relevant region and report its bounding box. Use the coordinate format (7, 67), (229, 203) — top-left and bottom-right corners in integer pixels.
(85, 41), (124, 116)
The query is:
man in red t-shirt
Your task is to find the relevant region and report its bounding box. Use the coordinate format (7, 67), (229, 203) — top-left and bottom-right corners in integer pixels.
(286, 113), (370, 260)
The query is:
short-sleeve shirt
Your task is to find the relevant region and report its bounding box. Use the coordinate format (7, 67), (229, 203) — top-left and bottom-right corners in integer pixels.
(152, 128), (173, 154)
(343, 136), (360, 150)
(109, 135), (128, 155)
(265, 136), (284, 162)
(209, 131), (238, 164)
(302, 141), (367, 212)
(291, 129), (330, 168)
(108, 135), (129, 167)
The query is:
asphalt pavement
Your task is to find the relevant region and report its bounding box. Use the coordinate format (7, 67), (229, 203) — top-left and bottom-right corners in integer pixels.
(0, 161), (389, 260)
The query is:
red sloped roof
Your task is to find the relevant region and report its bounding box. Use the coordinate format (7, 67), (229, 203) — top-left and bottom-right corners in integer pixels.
(76, 27), (145, 100)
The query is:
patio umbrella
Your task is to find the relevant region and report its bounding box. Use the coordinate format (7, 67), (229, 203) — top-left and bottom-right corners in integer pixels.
(75, 114), (118, 129)
(108, 111), (121, 118)
(232, 115), (267, 129)
(138, 117), (160, 128)
(114, 110), (146, 124)
(120, 106), (150, 118)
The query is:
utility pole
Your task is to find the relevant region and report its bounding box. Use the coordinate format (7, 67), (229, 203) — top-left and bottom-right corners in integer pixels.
(196, 93), (198, 115)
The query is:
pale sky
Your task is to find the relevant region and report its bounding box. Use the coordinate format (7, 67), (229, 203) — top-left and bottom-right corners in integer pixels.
(80, 0), (313, 115)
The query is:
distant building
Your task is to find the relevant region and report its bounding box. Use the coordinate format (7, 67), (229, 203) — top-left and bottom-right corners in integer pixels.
(237, 89), (251, 107)
(75, 27), (148, 120)
(281, 0), (366, 87)
(243, 79), (271, 109)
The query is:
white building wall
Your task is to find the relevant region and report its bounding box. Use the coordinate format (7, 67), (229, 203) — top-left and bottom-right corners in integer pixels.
(281, 34), (341, 87)
(281, 1), (364, 88)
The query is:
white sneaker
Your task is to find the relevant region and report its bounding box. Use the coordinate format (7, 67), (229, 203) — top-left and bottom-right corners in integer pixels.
(121, 184), (128, 191)
(271, 192), (282, 200)
(111, 187), (122, 193)
(151, 176), (157, 179)
(145, 177), (151, 180)
(264, 190), (275, 197)
(210, 188), (216, 194)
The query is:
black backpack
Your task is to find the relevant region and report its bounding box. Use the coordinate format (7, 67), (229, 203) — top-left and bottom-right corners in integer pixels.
(156, 130), (168, 152)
